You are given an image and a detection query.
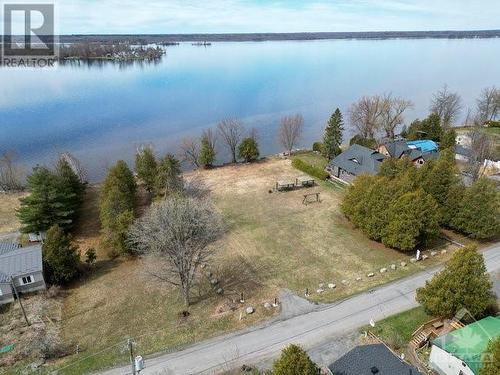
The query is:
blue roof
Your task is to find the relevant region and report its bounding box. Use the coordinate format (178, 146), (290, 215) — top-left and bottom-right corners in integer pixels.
(407, 140), (439, 154)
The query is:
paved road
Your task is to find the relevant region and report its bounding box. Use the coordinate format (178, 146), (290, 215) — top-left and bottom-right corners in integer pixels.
(102, 245), (500, 375)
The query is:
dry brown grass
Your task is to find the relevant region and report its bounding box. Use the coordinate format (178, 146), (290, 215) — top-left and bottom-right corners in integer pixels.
(0, 192), (26, 233)
(0, 289), (65, 371)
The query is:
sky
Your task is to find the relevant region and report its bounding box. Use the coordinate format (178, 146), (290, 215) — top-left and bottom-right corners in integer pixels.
(15, 0), (500, 34)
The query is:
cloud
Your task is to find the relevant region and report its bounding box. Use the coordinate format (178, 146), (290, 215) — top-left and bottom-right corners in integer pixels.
(52, 0), (500, 34)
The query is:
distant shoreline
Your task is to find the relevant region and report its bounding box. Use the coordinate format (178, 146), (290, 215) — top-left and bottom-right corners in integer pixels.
(57, 30), (500, 43)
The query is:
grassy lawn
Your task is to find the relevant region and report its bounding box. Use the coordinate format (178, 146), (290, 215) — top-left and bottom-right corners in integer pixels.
(362, 307), (433, 346)
(2, 157), (459, 375)
(0, 192), (26, 233)
(291, 151), (329, 170)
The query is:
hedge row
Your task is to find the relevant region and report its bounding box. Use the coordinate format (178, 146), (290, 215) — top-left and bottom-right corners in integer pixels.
(486, 120), (500, 128)
(292, 158), (330, 181)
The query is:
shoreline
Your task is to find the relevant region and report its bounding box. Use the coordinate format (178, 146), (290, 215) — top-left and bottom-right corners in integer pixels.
(55, 30), (500, 44)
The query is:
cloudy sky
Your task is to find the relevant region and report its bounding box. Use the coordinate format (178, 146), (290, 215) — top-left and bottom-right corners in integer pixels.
(51, 0), (500, 34)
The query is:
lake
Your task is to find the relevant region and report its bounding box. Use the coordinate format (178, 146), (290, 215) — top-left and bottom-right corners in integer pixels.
(1, 38), (499, 181)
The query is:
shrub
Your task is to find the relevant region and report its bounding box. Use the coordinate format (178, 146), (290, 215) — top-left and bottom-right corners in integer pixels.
(239, 137), (260, 162)
(272, 344), (318, 375)
(312, 142), (324, 153)
(486, 120), (500, 128)
(292, 158), (329, 181)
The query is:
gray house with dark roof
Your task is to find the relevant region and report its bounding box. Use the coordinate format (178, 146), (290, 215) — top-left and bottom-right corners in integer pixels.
(328, 344), (422, 375)
(328, 144), (387, 183)
(0, 244), (46, 305)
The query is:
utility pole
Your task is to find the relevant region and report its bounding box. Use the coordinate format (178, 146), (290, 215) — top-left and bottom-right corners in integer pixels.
(10, 277), (30, 326)
(128, 338), (136, 375)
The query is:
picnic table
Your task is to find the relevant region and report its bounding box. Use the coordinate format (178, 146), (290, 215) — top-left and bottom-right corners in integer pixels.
(276, 180), (296, 191)
(296, 176), (315, 187)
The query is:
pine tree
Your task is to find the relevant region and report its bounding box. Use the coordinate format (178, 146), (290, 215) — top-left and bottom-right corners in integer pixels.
(198, 133), (216, 168)
(238, 137), (260, 162)
(135, 146), (158, 193)
(416, 245), (492, 318)
(382, 189), (440, 251)
(452, 178), (500, 239)
(56, 158), (86, 218)
(17, 166), (76, 233)
(100, 161), (136, 254)
(323, 108), (344, 159)
(42, 225), (80, 285)
(155, 154), (183, 196)
(480, 337), (500, 375)
(272, 345), (318, 375)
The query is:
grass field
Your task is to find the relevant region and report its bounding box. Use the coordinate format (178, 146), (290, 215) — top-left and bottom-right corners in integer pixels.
(363, 307), (433, 346)
(2, 156), (458, 374)
(0, 192), (26, 233)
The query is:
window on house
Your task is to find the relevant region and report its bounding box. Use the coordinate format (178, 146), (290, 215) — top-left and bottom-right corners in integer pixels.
(20, 275), (34, 285)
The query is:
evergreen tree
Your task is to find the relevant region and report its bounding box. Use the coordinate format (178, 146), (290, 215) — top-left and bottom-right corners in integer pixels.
(323, 108), (344, 159)
(56, 158), (86, 217)
(272, 345), (318, 375)
(440, 127), (457, 150)
(198, 133), (216, 168)
(407, 113), (443, 141)
(135, 146), (158, 193)
(420, 150), (463, 226)
(100, 161), (136, 254)
(416, 245), (492, 318)
(480, 337), (500, 375)
(452, 178), (500, 239)
(155, 154), (183, 196)
(382, 189), (440, 251)
(42, 225), (80, 285)
(349, 134), (377, 149)
(238, 137), (260, 162)
(379, 157), (415, 180)
(17, 166), (76, 233)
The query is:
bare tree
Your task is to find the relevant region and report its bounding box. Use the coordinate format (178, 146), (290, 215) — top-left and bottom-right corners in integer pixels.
(476, 86), (500, 124)
(348, 95), (384, 140)
(0, 151), (25, 192)
(466, 125), (493, 181)
(380, 94), (413, 139)
(430, 85), (463, 126)
(128, 196), (224, 306)
(58, 152), (87, 183)
(179, 137), (200, 168)
(278, 114), (304, 155)
(217, 119), (244, 163)
(249, 127), (258, 141)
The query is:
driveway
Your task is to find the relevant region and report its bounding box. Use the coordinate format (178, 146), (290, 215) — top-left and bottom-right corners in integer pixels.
(101, 245), (500, 375)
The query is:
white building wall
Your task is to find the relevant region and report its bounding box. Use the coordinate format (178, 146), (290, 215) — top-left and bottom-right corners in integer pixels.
(429, 345), (475, 375)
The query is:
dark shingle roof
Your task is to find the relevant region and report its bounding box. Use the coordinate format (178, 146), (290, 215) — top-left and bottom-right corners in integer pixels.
(385, 140), (410, 159)
(328, 344), (422, 375)
(454, 144), (472, 157)
(0, 242), (21, 255)
(329, 144), (387, 176)
(0, 244), (43, 283)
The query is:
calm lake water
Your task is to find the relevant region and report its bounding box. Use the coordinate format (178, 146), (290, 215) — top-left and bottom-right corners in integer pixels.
(1, 38), (500, 181)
